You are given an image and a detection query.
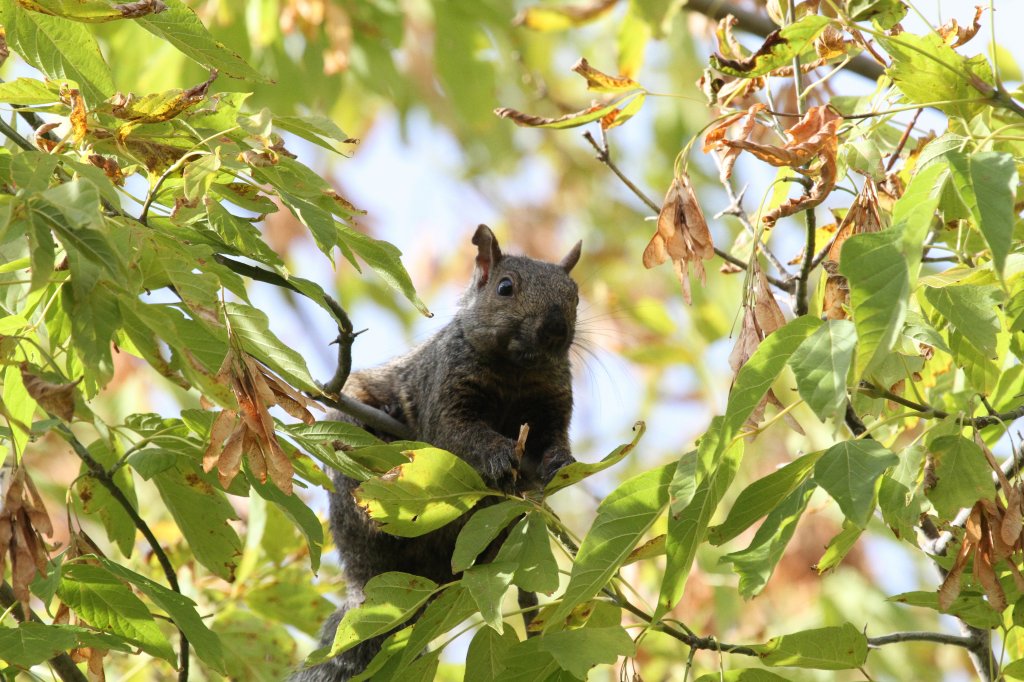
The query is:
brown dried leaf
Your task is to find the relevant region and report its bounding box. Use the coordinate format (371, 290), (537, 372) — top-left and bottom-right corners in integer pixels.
(704, 104), (765, 182)
(33, 122), (60, 152)
(1004, 486), (1023, 548)
(85, 645), (106, 681)
(243, 431), (267, 484)
(19, 363), (81, 421)
(217, 427), (245, 490)
(938, 519), (973, 609)
(753, 263), (786, 335)
(972, 508), (1007, 611)
(763, 145), (837, 227)
(202, 409), (238, 474)
(571, 57), (641, 93)
(937, 6), (984, 48)
(815, 25), (848, 60)
(642, 174), (714, 304)
(87, 154), (125, 186)
(729, 307), (762, 375)
(115, 0), (166, 19)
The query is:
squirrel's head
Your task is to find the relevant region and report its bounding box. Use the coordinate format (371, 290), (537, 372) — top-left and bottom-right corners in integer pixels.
(460, 224), (581, 369)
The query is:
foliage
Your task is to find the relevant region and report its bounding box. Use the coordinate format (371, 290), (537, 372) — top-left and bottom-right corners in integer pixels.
(2, 1), (1024, 681)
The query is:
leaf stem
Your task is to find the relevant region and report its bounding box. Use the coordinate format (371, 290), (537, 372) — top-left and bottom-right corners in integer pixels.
(794, 204), (817, 316)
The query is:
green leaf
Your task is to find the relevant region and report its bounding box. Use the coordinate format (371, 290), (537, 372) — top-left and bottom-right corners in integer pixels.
(99, 557), (224, 671)
(354, 447), (490, 537)
(659, 432), (743, 618)
(2, 365), (35, 460)
(134, 0), (267, 81)
(710, 450), (824, 545)
(967, 152), (1017, 277)
(754, 623), (868, 670)
(76, 439), (139, 556)
(891, 158), (946, 280)
(540, 626), (635, 678)
(695, 670), (793, 682)
(710, 15), (830, 78)
(925, 435), (995, 518)
(319, 572), (438, 660)
(788, 319), (856, 422)
(840, 230), (909, 380)
(879, 32), (993, 119)
(847, 0), (907, 27)
(543, 463), (674, 629)
(452, 499), (532, 572)
(0, 622), (78, 667)
(0, 0), (114, 104)
(813, 440), (898, 527)
(57, 563), (175, 663)
(545, 421), (644, 495)
(888, 590), (1001, 629)
(384, 584), (478, 674)
(0, 77), (61, 104)
(274, 113), (351, 152)
(247, 573), (335, 636)
(285, 420), (383, 448)
(721, 480), (815, 598)
(336, 224), (430, 317)
(224, 302), (320, 394)
(463, 562), (516, 633)
(949, 328), (1000, 394)
(466, 626), (519, 682)
(153, 464), (241, 581)
(250, 473), (324, 572)
(183, 151), (222, 202)
(495, 92), (644, 130)
(494, 511), (559, 594)
(815, 521), (863, 573)
(723, 316), (822, 443)
(924, 284), (1002, 359)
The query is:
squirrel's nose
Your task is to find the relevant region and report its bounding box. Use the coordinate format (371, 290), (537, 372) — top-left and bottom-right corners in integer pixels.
(538, 307), (569, 350)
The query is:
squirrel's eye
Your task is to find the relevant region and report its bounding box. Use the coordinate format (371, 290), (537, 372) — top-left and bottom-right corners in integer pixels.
(496, 277), (514, 297)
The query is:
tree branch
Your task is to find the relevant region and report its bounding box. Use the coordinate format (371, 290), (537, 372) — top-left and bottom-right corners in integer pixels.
(581, 130), (792, 292)
(844, 401), (998, 680)
(867, 631), (976, 649)
(859, 382), (1024, 429)
(683, 0), (885, 82)
(54, 424), (190, 682)
(0, 581), (88, 682)
(794, 205), (817, 316)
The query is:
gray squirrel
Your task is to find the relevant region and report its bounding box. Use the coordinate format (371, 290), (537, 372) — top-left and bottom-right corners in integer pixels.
(293, 225), (581, 681)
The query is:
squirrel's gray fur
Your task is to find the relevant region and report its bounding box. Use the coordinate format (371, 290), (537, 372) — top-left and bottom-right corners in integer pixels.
(292, 225), (581, 681)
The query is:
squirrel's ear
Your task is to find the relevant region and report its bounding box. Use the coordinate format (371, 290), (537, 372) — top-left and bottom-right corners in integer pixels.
(472, 224), (503, 287)
(559, 241), (582, 273)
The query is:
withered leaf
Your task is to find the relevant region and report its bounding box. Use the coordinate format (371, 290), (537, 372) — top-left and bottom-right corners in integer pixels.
(20, 363), (80, 421)
(937, 6), (984, 48)
(88, 154), (125, 186)
(703, 103), (765, 182)
(642, 173), (714, 304)
(571, 57), (641, 93)
(115, 0), (166, 18)
(0, 464), (54, 616)
(69, 89), (87, 144)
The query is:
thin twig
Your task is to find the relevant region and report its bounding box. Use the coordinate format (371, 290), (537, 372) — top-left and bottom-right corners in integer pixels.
(581, 131), (793, 292)
(54, 424), (190, 682)
(886, 109), (923, 173)
(1, 581), (88, 682)
(867, 631), (976, 648)
(859, 382), (1024, 429)
(794, 205), (817, 315)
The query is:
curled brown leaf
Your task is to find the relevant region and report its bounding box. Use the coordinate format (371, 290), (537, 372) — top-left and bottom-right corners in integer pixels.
(20, 363), (80, 421)
(937, 6), (984, 48)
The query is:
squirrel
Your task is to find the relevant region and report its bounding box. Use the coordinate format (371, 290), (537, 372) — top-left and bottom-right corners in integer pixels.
(293, 225), (582, 681)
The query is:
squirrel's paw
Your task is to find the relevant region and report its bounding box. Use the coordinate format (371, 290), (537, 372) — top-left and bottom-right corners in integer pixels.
(482, 450), (519, 494)
(539, 447), (575, 485)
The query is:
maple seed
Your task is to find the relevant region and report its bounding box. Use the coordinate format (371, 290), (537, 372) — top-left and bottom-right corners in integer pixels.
(642, 173), (714, 305)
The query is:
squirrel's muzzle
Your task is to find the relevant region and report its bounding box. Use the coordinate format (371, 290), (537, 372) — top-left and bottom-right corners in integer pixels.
(538, 306), (572, 352)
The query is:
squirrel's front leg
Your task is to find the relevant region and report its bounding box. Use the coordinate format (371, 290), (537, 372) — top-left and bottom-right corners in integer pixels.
(436, 420), (521, 493)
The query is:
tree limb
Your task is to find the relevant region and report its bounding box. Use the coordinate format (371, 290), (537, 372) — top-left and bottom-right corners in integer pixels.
(794, 203), (817, 315)
(54, 424), (190, 682)
(0, 581), (88, 682)
(859, 382), (1024, 429)
(682, 0), (885, 82)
